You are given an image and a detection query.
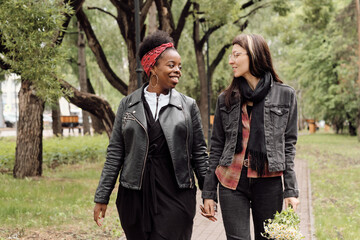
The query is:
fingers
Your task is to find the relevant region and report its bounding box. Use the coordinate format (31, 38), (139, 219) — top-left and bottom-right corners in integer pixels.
(284, 197), (300, 212)
(94, 204), (107, 227)
(200, 204), (217, 222)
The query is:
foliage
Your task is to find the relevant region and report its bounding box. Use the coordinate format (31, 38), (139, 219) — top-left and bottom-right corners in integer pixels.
(0, 0), (73, 103)
(0, 135), (108, 171)
(297, 132), (360, 239)
(247, 0), (359, 132)
(262, 207), (304, 240)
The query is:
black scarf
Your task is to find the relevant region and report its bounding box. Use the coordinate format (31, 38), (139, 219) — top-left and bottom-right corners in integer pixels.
(235, 72), (272, 176)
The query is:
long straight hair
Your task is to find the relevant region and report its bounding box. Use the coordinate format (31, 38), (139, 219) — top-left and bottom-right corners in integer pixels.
(224, 34), (282, 107)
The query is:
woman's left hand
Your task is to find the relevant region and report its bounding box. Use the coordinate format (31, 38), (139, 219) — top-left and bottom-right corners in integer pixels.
(284, 197), (299, 211)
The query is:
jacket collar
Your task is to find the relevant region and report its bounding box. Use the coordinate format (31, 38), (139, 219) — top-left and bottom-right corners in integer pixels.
(128, 82), (183, 110)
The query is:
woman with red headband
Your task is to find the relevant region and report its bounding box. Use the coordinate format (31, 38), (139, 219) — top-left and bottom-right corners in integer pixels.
(93, 30), (208, 240)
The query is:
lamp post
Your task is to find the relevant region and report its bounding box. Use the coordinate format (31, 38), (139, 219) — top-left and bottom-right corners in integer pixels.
(200, 19), (211, 147)
(134, 0), (143, 89)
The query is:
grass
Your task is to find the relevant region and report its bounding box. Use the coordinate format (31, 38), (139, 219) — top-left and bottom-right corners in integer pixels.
(0, 134), (108, 170)
(297, 132), (360, 239)
(0, 135), (123, 239)
(0, 132), (359, 239)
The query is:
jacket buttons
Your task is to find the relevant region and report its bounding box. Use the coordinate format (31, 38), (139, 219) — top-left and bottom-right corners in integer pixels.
(133, 111), (136, 114)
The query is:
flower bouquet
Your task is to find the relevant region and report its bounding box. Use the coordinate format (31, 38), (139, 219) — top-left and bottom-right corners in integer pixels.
(261, 207), (304, 240)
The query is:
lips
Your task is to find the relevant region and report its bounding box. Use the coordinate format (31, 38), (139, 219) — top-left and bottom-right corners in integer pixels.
(170, 76), (179, 83)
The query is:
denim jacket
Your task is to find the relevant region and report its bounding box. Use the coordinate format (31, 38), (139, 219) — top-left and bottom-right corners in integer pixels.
(202, 79), (299, 202)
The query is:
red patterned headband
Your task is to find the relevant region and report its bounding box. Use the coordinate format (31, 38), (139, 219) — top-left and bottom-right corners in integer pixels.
(141, 42), (174, 77)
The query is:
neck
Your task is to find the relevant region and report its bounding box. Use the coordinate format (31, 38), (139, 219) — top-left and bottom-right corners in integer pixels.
(243, 73), (260, 90)
(147, 85), (169, 96)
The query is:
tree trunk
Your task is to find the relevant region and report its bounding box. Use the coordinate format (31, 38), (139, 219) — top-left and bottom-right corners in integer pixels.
(193, 3), (209, 139)
(87, 77), (106, 134)
(148, 2), (158, 34)
(13, 80), (44, 178)
(78, 21), (91, 135)
(356, 0), (360, 140)
(52, 101), (62, 136)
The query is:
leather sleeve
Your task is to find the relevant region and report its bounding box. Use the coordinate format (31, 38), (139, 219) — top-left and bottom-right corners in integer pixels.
(94, 100), (126, 204)
(190, 99), (209, 190)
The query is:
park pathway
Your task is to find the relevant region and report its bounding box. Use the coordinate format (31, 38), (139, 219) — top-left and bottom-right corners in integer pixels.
(191, 158), (316, 240)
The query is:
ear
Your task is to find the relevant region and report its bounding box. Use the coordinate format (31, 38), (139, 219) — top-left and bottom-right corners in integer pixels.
(149, 67), (156, 76)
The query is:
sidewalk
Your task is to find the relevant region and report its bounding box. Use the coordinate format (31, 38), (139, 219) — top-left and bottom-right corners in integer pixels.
(191, 158), (315, 240)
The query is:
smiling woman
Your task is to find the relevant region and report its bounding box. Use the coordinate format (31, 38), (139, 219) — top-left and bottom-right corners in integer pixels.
(93, 30), (209, 240)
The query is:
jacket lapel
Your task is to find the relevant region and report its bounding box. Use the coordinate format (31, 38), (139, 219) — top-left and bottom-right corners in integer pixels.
(127, 85), (148, 130)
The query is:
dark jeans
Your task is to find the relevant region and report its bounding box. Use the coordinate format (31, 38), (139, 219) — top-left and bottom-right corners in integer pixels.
(219, 167), (283, 240)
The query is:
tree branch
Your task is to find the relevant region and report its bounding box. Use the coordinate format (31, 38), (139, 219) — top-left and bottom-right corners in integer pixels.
(172, 0), (192, 47)
(141, 0), (155, 26)
(87, 6), (117, 20)
(59, 79), (115, 137)
(209, 43), (232, 78)
(111, 0), (132, 12)
(55, 0), (85, 45)
(234, 3), (270, 24)
(155, 0), (175, 34)
(76, 7), (128, 95)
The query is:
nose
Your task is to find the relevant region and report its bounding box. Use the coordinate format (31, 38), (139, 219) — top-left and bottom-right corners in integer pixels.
(174, 66), (181, 74)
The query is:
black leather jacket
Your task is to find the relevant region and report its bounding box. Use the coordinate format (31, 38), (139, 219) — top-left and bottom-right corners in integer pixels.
(95, 84), (209, 204)
(202, 79), (299, 202)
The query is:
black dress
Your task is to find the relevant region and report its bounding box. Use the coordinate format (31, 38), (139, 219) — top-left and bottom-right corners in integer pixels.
(116, 99), (196, 240)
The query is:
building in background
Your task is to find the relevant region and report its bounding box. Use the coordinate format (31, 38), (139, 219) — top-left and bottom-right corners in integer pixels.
(1, 74), (82, 129)
(1, 74), (20, 128)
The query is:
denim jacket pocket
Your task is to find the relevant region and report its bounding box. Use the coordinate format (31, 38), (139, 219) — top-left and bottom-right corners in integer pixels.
(270, 107), (289, 131)
(220, 103), (239, 130)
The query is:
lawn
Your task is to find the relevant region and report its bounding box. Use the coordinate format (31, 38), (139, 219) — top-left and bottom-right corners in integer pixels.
(297, 133), (360, 240)
(0, 135), (123, 239)
(0, 133), (359, 239)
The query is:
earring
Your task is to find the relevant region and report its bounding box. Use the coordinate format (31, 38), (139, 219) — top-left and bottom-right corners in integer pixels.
(150, 74), (158, 88)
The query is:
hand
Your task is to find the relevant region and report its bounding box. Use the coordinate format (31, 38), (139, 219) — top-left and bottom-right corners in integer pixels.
(285, 197), (299, 212)
(94, 203), (108, 226)
(200, 199), (217, 222)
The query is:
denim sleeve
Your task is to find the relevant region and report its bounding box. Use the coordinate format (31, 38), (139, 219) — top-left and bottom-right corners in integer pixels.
(201, 97), (225, 202)
(283, 90), (299, 198)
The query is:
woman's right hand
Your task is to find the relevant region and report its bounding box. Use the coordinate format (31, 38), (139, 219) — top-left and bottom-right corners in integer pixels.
(94, 203), (108, 226)
(200, 199), (217, 222)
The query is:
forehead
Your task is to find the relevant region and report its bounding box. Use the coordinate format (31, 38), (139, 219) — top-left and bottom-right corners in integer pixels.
(158, 48), (181, 62)
(232, 44), (246, 52)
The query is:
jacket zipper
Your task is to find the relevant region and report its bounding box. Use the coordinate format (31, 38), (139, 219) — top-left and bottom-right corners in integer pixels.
(154, 95), (159, 120)
(182, 108), (193, 188)
(129, 112), (149, 189)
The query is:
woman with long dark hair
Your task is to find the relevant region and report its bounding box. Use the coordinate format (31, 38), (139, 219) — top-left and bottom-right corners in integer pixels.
(93, 30), (208, 240)
(201, 34), (299, 239)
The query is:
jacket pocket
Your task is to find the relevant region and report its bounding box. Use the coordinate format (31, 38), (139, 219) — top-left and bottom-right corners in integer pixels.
(219, 103), (239, 130)
(270, 107), (289, 131)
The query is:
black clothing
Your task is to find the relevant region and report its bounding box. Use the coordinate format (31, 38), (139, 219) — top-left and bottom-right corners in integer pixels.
(219, 167), (283, 240)
(116, 100), (196, 240)
(236, 73), (272, 176)
(94, 83), (208, 204)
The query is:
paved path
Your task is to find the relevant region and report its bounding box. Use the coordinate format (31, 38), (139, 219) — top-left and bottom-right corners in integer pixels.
(191, 158), (315, 240)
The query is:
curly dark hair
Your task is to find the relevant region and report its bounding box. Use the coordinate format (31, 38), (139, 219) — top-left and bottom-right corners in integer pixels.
(138, 30), (175, 61)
